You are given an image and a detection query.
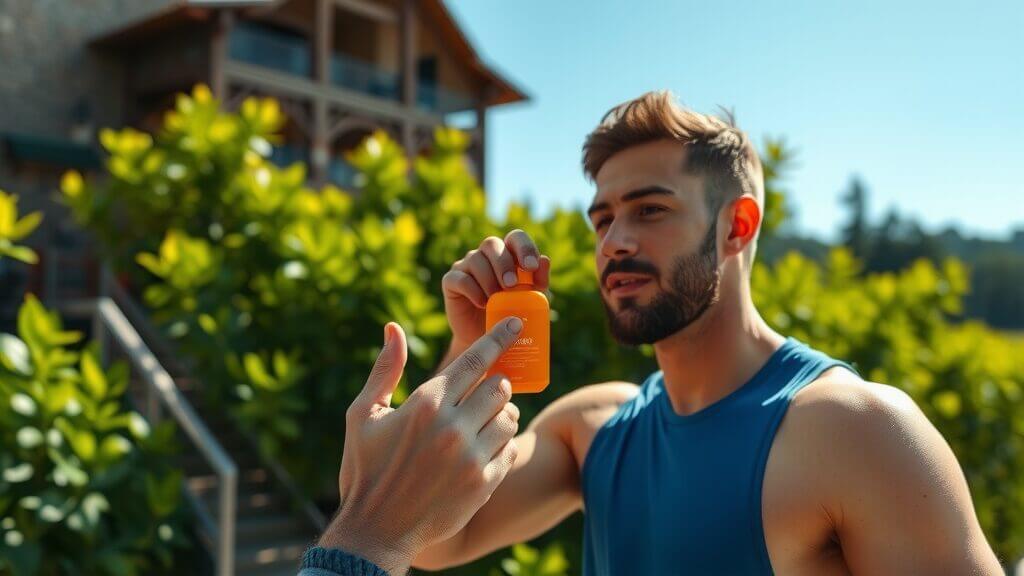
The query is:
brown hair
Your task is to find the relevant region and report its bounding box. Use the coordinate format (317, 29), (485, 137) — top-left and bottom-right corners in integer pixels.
(582, 91), (763, 216)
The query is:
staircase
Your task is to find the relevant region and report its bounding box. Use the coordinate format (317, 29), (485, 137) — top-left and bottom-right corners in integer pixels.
(176, 377), (323, 575)
(84, 271), (326, 576)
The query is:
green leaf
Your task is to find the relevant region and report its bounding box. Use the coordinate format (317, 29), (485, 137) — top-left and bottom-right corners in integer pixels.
(80, 351), (108, 398)
(538, 542), (569, 574)
(198, 313), (218, 334)
(48, 448), (89, 487)
(501, 558), (521, 575)
(136, 252), (164, 277)
(0, 243), (38, 264)
(65, 428), (97, 463)
(106, 361), (129, 397)
(272, 349), (290, 379)
(273, 417), (300, 439)
(10, 211), (42, 240)
(83, 493), (111, 525)
(243, 353), (275, 389)
(512, 543), (539, 564)
(0, 333), (32, 375)
(16, 296), (48, 354)
(98, 435), (132, 462)
(146, 470), (182, 517)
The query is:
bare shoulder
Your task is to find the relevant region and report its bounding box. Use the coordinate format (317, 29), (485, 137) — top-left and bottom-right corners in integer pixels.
(789, 366), (919, 422)
(771, 368), (1001, 572)
(783, 369), (1001, 571)
(787, 366), (931, 463)
(527, 381), (640, 471)
(786, 367), (970, 518)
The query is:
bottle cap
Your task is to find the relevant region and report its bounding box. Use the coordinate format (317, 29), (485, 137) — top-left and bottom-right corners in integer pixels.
(516, 267), (534, 285)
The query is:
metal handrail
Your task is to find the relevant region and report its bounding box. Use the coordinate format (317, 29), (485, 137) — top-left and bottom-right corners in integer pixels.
(99, 269), (191, 375)
(61, 298), (238, 576)
(99, 268), (327, 532)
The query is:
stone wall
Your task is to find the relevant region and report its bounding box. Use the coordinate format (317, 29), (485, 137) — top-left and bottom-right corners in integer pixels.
(0, 0), (175, 137)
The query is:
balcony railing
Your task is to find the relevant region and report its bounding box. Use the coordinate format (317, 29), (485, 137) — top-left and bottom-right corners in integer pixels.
(417, 82), (477, 115)
(229, 21), (311, 78)
(227, 21), (477, 117)
(330, 53), (400, 101)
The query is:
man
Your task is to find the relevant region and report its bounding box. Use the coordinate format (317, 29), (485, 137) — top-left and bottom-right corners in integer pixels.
(301, 92), (1003, 575)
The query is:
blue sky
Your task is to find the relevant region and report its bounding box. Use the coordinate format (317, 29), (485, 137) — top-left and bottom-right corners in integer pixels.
(446, 0), (1023, 241)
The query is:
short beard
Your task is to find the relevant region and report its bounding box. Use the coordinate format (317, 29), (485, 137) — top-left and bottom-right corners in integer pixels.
(602, 222), (720, 346)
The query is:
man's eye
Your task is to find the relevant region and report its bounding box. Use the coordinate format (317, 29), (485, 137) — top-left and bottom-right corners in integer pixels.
(595, 206), (663, 230)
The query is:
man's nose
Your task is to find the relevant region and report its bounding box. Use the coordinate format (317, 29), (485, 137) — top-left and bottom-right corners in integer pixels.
(600, 220), (639, 260)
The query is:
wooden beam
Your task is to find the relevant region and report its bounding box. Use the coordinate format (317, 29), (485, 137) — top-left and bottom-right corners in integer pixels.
(240, 0), (288, 18)
(311, 0), (332, 186)
(400, 0), (416, 107)
(312, 98), (328, 185)
(224, 60), (444, 128)
(332, 0), (397, 23)
(314, 0), (332, 84)
(400, 0), (417, 156)
(475, 91), (487, 190)
(209, 9), (234, 100)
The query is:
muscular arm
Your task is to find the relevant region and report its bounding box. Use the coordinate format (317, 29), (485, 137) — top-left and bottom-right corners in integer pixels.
(810, 378), (1003, 574)
(412, 382), (637, 571)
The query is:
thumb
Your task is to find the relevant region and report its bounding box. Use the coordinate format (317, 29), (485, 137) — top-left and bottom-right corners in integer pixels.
(357, 322), (408, 415)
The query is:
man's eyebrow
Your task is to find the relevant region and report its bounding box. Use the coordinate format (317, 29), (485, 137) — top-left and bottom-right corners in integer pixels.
(586, 186), (676, 219)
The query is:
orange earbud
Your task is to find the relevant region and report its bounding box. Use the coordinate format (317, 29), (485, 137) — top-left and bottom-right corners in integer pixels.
(728, 196), (760, 241)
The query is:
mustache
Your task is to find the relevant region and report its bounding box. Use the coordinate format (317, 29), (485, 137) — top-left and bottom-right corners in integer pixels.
(601, 258), (659, 287)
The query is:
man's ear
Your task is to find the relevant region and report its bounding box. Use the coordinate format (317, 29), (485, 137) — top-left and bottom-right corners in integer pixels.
(724, 196), (761, 256)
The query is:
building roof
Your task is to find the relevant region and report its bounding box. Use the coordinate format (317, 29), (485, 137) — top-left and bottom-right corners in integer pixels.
(90, 0), (528, 108)
(418, 0), (526, 107)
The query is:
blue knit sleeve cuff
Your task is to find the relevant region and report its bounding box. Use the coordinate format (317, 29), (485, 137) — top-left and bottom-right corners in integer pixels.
(299, 546), (390, 576)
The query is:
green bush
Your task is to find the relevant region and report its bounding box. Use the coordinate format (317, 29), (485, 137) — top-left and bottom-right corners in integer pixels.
(62, 85), (1023, 570)
(0, 193), (189, 575)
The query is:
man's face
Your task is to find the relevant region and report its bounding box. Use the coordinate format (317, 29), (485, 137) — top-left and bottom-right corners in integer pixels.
(587, 140), (721, 346)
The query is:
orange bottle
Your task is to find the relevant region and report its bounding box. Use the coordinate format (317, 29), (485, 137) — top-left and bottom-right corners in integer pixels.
(485, 267), (550, 393)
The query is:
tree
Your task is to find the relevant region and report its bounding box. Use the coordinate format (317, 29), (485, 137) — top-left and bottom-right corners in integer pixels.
(840, 175), (869, 259)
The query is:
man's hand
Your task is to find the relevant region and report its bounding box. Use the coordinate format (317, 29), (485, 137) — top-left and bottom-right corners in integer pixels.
(317, 316), (526, 575)
(442, 230), (551, 352)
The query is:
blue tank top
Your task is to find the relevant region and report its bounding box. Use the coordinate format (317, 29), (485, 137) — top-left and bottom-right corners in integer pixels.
(580, 337), (856, 575)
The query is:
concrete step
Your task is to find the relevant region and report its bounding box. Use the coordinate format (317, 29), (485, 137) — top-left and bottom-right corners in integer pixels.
(179, 448), (263, 475)
(242, 558), (308, 576)
(236, 513), (314, 542)
(185, 467), (273, 495)
(235, 535), (312, 573)
(203, 488), (291, 517)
